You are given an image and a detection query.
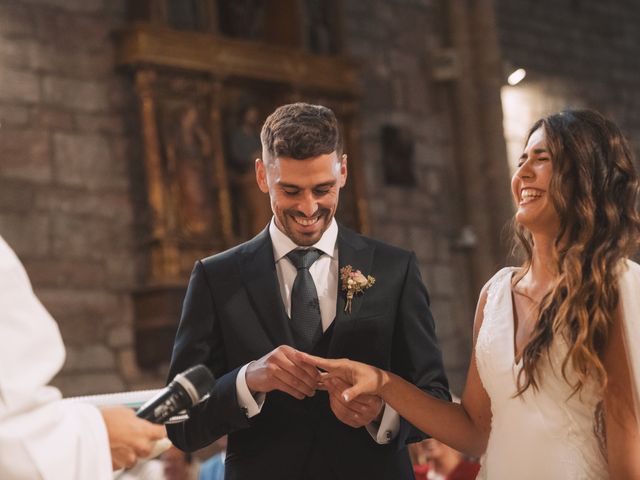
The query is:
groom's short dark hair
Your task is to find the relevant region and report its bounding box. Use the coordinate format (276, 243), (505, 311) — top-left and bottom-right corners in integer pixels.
(260, 102), (341, 161)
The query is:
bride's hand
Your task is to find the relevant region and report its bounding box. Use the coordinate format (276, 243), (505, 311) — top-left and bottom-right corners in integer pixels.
(298, 353), (388, 402)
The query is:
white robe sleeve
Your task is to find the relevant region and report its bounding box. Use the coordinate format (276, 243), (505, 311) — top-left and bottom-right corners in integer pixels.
(0, 235), (112, 479)
(618, 259), (640, 430)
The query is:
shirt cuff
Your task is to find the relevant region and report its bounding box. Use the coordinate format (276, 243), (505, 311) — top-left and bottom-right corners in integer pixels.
(235, 363), (265, 418)
(365, 403), (400, 444)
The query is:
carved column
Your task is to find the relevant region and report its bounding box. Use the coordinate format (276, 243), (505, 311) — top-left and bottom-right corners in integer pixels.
(210, 78), (235, 247)
(134, 69), (181, 282)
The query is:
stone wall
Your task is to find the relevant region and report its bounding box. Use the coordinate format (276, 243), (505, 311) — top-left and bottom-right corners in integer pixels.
(342, 0), (475, 392)
(0, 0), (147, 395)
(11, 0), (633, 399)
(496, 0), (640, 161)
(0, 0), (482, 396)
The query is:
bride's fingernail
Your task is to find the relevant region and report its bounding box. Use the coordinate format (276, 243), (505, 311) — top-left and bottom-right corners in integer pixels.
(343, 393), (349, 402)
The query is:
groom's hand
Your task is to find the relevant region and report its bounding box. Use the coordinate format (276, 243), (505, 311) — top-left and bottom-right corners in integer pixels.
(245, 345), (319, 400)
(324, 376), (384, 428)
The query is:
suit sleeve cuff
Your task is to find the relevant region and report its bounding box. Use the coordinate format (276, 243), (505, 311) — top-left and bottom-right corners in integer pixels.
(235, 362), (265, 418)
(365, 403), (400, 444)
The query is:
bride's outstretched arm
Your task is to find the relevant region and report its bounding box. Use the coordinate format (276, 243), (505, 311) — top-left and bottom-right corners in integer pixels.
(300, 284), (494, 457)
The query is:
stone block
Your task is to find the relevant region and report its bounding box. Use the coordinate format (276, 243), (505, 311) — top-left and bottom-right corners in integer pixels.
(35, 9), (112, 52)
(422, 168), (442, 196)
(36, 289), (126, 342)
(367, 197), (388, 218)
(34, 188), (134, 222)
(27, 42), (114, 79)
(51, 214), (131, 261)
(0, 38), (31, 70)
(0, 128), (51, 183)
(29, 0), (104, 15)
(117, 348), (143, 381)
(0, 3), (34, 36)
(53, 132), (128, 190)
(64, 344), (116, 371)
(428, 299), (456, 337)
(0, 104), (30, 126)
(53, 314), (107, 345)
(0, 179), (34, 212)
(30, 107), (75, 130)
(427, 263), (454, 297)
(75, 113), (128, 135)
(372, 222), (410, 250)
(0, 68), (40, 103)
(43, 76), (109, 113)
(409, 226), (435, 262)
(415, 142), (448, 168)
(22, 257), (106, 289)
(106, 77), (137, 110)
(105, 0), (127, 17)
(0, 213), (51, 257)
(108, 325), (134, 349)
(104, 253), (138, 289)
(52, 372), (125, 397)
(128, 372), (167, 391)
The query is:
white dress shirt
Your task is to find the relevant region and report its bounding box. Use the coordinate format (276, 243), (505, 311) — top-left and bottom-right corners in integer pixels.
(235, 219), (399, 444)
(0, 235), (112, 479)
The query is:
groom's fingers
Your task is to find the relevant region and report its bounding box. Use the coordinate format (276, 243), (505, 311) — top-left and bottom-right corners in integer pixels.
(272, 360), (316, 397)
(247, 346), (319, 397)
(298, 352), (342, 373)
(275, 371), (313, 400)
(279, 349), (320, 391)
(282, 349), (322, 385)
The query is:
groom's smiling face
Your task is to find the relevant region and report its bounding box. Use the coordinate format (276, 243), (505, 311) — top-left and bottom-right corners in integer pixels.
(256, 151), (347, 246)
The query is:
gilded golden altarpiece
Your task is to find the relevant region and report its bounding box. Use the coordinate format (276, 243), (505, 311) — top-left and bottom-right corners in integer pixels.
(117, 0), (369, 367)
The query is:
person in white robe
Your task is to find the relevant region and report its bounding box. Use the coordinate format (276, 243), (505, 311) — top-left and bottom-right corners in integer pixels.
(0, 235), (166, 479)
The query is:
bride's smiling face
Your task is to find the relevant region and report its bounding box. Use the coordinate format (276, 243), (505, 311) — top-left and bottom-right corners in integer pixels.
(511, 127), (560, 236)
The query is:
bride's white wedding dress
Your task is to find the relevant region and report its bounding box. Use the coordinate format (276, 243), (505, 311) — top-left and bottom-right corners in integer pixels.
(474, 260), (640, 480)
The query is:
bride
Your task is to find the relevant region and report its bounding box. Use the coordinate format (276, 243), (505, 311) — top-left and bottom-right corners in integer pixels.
(301, 110), (640, 479)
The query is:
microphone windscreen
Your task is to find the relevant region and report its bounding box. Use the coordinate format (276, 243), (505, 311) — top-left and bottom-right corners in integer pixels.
(178, 364), (215, 401)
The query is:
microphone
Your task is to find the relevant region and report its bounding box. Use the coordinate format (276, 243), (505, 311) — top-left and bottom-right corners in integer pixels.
(136, 364), (215, 424)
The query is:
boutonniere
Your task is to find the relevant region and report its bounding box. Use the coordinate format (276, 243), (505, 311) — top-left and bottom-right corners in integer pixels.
(340, 265), (376, 313)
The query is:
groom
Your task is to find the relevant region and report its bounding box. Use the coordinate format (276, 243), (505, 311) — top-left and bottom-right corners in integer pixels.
(166, 103), (450, 479)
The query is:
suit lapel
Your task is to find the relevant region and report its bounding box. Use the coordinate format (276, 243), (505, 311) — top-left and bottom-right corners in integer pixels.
(329, 225), (375, 356)
(240, 228), (294, 348)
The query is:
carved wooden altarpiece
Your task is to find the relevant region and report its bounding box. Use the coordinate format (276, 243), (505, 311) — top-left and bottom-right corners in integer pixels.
(117, 1), (368, 367)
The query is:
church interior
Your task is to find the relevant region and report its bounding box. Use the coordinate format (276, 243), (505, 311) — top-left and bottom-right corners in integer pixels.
(1, 0), (639, 408)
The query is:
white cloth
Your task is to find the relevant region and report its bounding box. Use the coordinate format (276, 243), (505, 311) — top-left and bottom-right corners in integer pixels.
(0, 235), (112, 479)
(236, 219), (400, 444)
(618, 260), (640, 434)
(475, 261), (640, 479)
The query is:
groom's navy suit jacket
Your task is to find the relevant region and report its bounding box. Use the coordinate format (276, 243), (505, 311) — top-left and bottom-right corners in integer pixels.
(167, 224), (450, 480)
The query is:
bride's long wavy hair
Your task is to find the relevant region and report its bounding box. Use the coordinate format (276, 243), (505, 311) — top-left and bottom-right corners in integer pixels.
(513, 109), (640, 397)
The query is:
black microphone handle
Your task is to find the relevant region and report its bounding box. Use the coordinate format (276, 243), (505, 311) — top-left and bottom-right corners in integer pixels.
(136, 381), (192, 424)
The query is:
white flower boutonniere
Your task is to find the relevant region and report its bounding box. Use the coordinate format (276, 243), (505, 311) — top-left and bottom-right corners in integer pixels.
(340, 265), (376, 313)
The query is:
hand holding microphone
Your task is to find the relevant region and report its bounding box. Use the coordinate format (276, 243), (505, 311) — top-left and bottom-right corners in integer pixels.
(102, 364), (214, 470)
(136, 364), (215, 423)
(101, 406), (166, 470)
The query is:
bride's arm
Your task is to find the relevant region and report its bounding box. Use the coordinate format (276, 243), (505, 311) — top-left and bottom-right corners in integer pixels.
(603, 303), (640, 478)
(303, 283), (493, 457)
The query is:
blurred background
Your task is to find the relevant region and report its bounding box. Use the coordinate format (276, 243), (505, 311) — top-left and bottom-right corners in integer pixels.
(1, 0), (638, 399)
